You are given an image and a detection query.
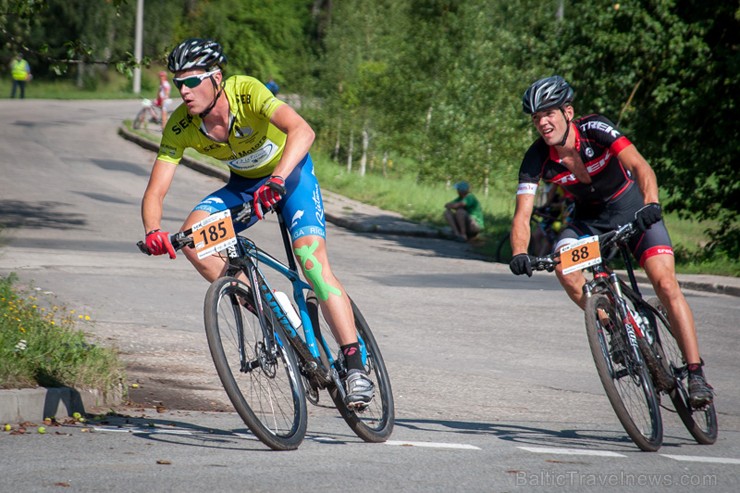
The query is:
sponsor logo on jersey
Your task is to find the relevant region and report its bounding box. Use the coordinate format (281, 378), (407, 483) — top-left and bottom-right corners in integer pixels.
(226, 141), (277, 170)
(290, 210), (305, 230)
(551, 150), (612, 185)
(586, 149), (612, 175)
(553, 172), (577, 185)
(160, 144), (177, 158)
(579, 120), (621, 139)
(236, 126), (254, 138)
(312, 185), (325, 224)
(291, 226), (325, 240)
(516, 182), (538, 195)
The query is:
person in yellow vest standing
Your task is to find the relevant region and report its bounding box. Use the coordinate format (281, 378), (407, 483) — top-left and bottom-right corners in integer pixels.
(10, 53), (31, 99)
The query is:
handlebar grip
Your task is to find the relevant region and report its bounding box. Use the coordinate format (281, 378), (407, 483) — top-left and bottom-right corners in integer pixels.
(234, 202), (256, 223)
(137, 240), (151, 255)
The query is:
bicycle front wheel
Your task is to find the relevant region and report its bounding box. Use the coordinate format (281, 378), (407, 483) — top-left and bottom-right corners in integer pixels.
(309, 295), (394, 442)
(585, 294), (663, 451)
(647, 298), (718, 444)
(204, 277), (307, 450)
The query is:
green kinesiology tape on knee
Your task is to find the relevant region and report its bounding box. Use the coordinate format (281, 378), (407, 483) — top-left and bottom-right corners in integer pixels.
(294, 241), (341, 301)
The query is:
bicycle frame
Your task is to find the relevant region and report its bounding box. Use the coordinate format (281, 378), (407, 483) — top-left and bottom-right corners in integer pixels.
(220, 211), (366, 393)
(582, 247), (642, 359)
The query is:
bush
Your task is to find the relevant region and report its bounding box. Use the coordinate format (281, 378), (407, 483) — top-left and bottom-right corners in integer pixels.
(0, 274), (125, 392)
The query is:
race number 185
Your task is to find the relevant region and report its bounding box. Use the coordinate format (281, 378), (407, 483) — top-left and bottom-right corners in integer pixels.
(191, 210), (237, 259)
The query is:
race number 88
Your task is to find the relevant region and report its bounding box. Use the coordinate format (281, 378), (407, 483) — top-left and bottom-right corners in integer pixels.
(570, 246), (590, 262)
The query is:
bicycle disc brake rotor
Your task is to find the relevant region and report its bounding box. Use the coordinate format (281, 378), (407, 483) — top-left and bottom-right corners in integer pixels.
(255, 341), (279, 378)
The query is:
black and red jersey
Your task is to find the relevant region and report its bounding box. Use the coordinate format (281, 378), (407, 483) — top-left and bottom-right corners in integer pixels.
(518, 114), (634, 205)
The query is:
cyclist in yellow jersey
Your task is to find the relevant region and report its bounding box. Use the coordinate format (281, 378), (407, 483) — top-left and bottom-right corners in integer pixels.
(141, 38), (374, 408)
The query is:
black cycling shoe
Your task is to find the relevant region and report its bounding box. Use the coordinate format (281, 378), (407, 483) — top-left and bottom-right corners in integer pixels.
(688, 373), (714, 408)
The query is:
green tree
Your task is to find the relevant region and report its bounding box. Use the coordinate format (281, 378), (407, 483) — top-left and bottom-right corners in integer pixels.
(552, 0), (739, 257)
(179, 0), (315, 87)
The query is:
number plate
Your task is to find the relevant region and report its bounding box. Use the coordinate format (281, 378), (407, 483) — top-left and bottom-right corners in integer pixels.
(560, 235), (602, 275)
(191, 210), (237, 259)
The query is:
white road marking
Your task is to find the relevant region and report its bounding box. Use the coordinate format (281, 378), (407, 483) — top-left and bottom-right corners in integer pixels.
(661, 454), (740, 465)
(94, 426), (192, 435)
(93, 427), (479, 450)
(518, 446), (626, 457)
(385, 440), (481, 450)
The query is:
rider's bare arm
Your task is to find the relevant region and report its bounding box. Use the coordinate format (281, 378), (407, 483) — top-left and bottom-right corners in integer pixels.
(511, 192), (536, 255)
(141, 159), (177, 233)
(617, 144), (659, 205)
(269, 105), (315, 180)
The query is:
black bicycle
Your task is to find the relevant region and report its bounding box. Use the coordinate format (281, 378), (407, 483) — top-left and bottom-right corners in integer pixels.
(138, 203), (394, 450)
(530, 221), (717, 451)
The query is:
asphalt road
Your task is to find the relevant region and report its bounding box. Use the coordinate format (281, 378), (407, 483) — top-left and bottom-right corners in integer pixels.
(0, 99), (738, 492)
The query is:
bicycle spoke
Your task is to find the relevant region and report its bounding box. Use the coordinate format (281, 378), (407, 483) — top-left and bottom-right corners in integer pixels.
(647, 298), (718, 444)
(308, 296), (394, 442)
(204, 277), (306, 450)
(586, 294), (662, 451)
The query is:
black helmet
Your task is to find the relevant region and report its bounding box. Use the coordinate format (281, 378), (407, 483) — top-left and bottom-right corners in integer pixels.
(167, 38), (227, 73)
(522, 75), (574, 114)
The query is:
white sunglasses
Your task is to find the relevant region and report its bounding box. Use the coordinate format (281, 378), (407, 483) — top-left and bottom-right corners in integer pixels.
(173, 69), (220, 90)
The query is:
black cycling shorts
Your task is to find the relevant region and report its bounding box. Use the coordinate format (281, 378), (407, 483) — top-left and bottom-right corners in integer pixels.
(554, 183), (673, 267)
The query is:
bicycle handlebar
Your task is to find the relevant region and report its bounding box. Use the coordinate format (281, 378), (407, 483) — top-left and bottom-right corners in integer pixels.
(528, 220), (640, 273)
(136, 201), (261, 255)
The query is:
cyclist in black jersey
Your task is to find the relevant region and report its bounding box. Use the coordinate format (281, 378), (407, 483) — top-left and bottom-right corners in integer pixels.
(508, 75), (713, 408)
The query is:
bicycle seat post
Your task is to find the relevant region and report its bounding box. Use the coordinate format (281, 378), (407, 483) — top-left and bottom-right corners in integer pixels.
(275, 211), (299, 272)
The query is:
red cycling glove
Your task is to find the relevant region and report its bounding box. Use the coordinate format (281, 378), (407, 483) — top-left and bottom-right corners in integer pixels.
(253, 176), (286, 220)
(145, 230), (176, 259)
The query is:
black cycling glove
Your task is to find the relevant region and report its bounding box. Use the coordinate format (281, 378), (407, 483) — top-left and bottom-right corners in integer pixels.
(634, 202), (662, 232)
(510, 253), (533, 277)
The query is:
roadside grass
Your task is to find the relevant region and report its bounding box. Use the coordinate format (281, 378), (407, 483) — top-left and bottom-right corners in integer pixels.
(0, 274), (125, 392)
(311, 156), (739, 277)
(122, 122), (738, 277)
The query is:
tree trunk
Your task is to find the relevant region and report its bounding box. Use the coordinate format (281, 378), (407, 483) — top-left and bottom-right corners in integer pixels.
(333, 118), (342, 161)
(359, 126), (369, 177)
(346, 128), (354, 173)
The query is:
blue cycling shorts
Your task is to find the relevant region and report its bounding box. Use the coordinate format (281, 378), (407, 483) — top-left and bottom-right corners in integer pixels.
(192, 154), (326, 241)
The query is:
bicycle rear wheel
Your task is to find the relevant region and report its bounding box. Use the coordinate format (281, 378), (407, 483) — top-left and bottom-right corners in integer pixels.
(204, 276), (307, 450)
(647, 298), (718, 444)
(132, 108), (147, 129)
(585, 294), (663, 451)
(308, 295), (394, 442)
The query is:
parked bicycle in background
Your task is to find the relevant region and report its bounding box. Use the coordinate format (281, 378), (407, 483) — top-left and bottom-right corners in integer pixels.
(496, 202), (572, 263)
(132, 97), (170, 130)
(133, 71), (172, 131)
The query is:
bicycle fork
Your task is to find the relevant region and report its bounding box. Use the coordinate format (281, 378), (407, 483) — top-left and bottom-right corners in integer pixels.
(585, 270), (645, 371)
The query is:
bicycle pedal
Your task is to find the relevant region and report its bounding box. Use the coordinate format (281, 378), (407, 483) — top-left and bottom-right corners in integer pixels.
(346, 401), (369, 412)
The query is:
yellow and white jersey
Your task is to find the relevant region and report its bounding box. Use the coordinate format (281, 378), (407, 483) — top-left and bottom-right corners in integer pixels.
(157, 75), (286, 178)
